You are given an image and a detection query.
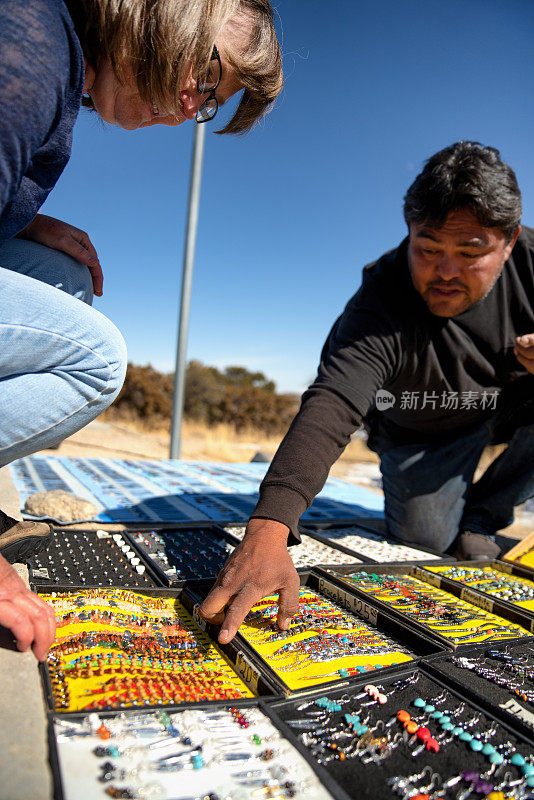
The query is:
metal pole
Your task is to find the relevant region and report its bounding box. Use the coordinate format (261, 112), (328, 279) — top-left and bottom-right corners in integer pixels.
(170, 123), (207, 458)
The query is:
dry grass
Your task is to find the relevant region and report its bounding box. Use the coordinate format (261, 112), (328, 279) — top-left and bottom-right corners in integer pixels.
(339, 435), (379, 463)
(97, 413), (380, 464)
(118, 418), (379, 464)
(179, 420), (283, 462)
(61, 414), (286, 463)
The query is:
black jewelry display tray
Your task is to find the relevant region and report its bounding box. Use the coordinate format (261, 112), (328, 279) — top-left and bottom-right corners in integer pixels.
(264, 664), (534, 800)
(214, 520), (448, 571)
(300, 520), (456, 566)
(29, 527), (164, 588)
(122, 525), (242, 585)
(422, 640), (534, 740)
(36, 583), (278, 714)
(186, 570), (444, 698)
(414, 560), (534, 632)
(127, 523), (366, 581)
(314, 564), (534, 651)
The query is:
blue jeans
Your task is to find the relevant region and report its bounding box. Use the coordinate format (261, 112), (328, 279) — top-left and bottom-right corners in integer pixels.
(377, 403), (534, 552)
(0, 239), (127, 467)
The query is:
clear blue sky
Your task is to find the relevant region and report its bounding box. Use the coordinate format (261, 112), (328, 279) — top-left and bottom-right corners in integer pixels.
(42, 0), (534, 394)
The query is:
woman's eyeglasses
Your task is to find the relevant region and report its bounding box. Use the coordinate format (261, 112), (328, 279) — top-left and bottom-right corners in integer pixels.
(196, 45), (222, 123)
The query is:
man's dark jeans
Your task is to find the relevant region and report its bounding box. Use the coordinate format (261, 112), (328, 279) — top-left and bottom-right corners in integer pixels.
(376, 396), (534, 552)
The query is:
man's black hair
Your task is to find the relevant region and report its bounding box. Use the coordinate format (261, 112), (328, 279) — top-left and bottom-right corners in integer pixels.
(403, 141), (522, 240)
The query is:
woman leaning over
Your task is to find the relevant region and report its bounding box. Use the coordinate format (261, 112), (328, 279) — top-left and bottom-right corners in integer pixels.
(0, 0), (282, 659)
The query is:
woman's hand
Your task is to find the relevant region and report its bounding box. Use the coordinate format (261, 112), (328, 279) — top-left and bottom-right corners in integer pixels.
(199, 518), (300, 644)
(0, 554), (56, 661)
(514, 334), (534, 374)
(18, 214), (103, 296)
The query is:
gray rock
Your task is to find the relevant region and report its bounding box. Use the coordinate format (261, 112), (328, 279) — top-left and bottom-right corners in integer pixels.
(24, 490), (98, 522)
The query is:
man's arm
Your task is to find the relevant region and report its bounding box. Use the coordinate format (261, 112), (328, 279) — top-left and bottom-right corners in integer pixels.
(199, 276), (401, 642)
(251, 386), (362, 540)
(199, 386), (361, 642)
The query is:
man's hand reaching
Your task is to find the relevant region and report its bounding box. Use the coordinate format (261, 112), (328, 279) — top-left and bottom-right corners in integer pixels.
(514, 334), (534, 374)
(198, 518), (300, 644)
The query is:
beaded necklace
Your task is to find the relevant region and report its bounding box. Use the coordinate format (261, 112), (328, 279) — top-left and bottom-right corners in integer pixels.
(427, 565), (534, 606)
(334, 572), (528, 643)
(44, 589), (253, 711)
(239, 587), (414, 689)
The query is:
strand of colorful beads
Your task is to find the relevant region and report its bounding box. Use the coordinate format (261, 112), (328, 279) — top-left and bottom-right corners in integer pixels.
(451, 647), (534, 706)
(238, 588), (414, 690)
(330, 572), (528, 644)
(424, 565), (534, 609)
(42, 589), (253, 711)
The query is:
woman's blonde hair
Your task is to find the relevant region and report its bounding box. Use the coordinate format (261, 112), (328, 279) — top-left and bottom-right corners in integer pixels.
(66, 0), (282, 134)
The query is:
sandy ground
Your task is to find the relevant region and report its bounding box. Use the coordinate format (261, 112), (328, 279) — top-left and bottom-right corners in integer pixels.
(37, 419), (533, 544)
(41, 419), (171, 461)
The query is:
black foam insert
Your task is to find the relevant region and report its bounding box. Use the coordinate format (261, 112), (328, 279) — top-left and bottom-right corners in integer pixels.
(128, 527), (234, 581)
(426, 641), (534, 737)
(271, 668), (533, 799)
(28, 529), (157, 587)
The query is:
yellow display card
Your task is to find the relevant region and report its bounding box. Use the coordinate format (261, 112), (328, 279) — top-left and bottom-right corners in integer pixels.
(502, 530), (534, 567)
(238, 587), (414, 692)
(423, 565), (534, 611)
(41, 589), (253, 712)
(518, 551), (534, 569)
(327, 571), (529, 645)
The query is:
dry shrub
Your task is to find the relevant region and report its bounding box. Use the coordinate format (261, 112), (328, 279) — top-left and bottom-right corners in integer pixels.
(106, 361), (299, 435)
(106, 363), (173, 429)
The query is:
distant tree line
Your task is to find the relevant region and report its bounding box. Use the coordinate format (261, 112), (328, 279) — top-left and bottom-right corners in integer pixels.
(106, 361), (299, 434)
